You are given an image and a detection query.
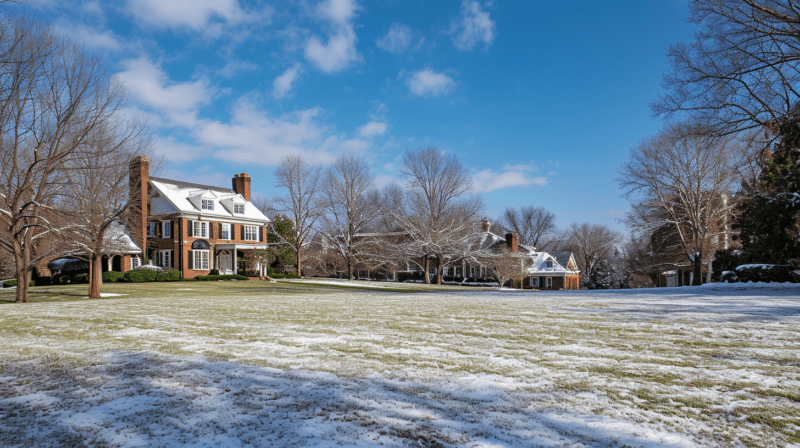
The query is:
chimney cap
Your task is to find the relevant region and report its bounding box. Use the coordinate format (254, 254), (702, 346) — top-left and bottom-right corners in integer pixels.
(235, 173), (250, 178)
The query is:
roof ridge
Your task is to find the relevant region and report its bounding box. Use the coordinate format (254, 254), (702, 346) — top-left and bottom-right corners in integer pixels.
(150, 177), (235, 194)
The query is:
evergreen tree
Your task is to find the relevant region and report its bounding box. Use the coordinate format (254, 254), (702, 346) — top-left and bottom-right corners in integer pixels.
(734, 117), (800, 265)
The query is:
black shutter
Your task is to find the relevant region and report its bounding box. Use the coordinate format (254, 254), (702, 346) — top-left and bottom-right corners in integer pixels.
(240, 225), (244, 240)
(188, 251), (193, 269)
(259, 226), (263, 242)
(187, 220), (193, 237)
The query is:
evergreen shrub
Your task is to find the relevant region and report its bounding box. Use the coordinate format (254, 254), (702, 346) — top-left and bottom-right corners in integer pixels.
(73, 273), (89, 283)
(103, 272), (125, 283)
(3, 279), (36, 287)
(124, 269), (157, 283)
(195, 274), (249, 281)
(156, 269), (181, 282)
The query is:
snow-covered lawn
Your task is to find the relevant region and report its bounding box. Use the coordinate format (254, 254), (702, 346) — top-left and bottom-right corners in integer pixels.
(1, 281), (798, 447)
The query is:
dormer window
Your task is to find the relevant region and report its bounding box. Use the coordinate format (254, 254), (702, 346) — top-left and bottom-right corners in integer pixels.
(234, 203), (244, 214)
(201, 199), (214, 211)
(546, 260), (554, 269)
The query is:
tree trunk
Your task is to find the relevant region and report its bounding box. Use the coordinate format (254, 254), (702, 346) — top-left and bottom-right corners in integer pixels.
(423, 255), (430, 284)
(89, 254), (102, 299)
(347, 253), (353, 280)
(296, 246), (302, 277)
(692, 251), (703, 286)
(435, 255), (442, 285)
(14, 248), (28, 303)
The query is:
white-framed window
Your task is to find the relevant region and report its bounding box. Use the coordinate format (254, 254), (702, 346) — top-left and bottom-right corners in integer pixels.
(469, 266), (475, 277)
(193, 250), (209, 270)
(201, 199), (214, 211)
(531, 277), (539, 287)
(546, 259), (554, 269)
(221, 223), (231, 240)
(234, 203), (245, 214)
(148, 222), (156, 237)
(131, 256), (141, 269)
(159, 250), (173, 268)
(546, 277), (552, 288)
(161, 221), (171, 239)
(244, 225), (258, 241)
(193, 221), (208, 238)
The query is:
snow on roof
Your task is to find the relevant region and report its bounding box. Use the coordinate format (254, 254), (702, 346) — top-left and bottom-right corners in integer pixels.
(476, 232), (577, 275)
(148, 178), (270, 223)
(104, 221), (142, 253)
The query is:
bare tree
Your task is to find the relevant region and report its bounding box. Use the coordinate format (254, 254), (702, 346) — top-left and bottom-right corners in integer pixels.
(0, 17), (127, 303)
(617, 124), (743, 285)
(499, 206), (556, 249)
(317, 153), (380, 280)
(273, 156), (322, 277)
(564, 223), (623, 286)
(654, 0), (800, 135)
(486, 247), (531, 289)
(398, 147), (483, 284)
(61, 121), (152, 299)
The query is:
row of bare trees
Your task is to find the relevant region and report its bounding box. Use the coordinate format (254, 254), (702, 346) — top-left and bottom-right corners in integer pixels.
(0, 14), (152, 302)
(269, 146), (629, 288)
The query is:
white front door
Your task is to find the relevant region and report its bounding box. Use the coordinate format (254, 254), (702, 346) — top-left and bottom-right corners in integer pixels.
(219, 251), (232, 274)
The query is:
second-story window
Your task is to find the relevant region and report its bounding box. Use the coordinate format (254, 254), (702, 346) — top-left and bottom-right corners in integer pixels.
(193, 221), (208, 238)
(202, 199), (214, 211)
(244, 225), (258, 241)
(546, 260), (553, 269)
(148, 222), (156, 237)
(220, 223), (231, 240)
(162, 221), (171, 239)
(234, 203), (245, 214)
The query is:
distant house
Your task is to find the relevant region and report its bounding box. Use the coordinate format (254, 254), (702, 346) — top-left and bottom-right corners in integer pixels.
(446, 220), (580, 290)
(129, 157), (271, 279)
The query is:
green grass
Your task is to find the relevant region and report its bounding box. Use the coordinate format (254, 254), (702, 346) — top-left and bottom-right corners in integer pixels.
(1, 281), (799, 445)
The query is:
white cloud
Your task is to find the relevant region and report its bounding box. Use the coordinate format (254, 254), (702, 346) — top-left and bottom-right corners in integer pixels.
(406, 69), (457, 97)
(357, 121), (387, 138)
(376, 23), (413, 53)
(154, 136), (208, 163)
(374, 173), (400, 189)
(193, 100), (337, 166)
(115, 57), (214, 124)
(272, 66), (301, 99)
(217, 59), (259, 79)
(451, 0), (496, 51)
(54, 22), (125, 51)
(125, 0), (264, 32)
(305, 0), (360, 73)
(472, 169), (547, 193)
(501, 163), (537, 172)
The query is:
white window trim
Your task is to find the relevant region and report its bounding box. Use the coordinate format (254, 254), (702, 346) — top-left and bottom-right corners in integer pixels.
(162, 221), (171, 239)
(531, 277), (539, 287)
(221, 223), (231, 240)
(244, 225), (258, 241)
(193, 221), (208, 238)
(234, 203), (245, 214)
(159, 249), (173, 268)
(546, 277), (552, 288)
(201, 199), (214, 211)
(193, 250), (209, 270)
(131, 256), (141, 269)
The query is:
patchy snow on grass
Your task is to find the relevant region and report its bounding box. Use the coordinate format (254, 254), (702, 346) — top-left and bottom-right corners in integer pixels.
(1, 283), (799, 446)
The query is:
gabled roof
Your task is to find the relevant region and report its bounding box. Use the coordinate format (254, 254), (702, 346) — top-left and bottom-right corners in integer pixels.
(148, 178), (270, 223)
(549, 251), (576, 270)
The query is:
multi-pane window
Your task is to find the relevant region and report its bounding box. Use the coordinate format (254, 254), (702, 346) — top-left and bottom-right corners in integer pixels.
(148, 222), (156, 237)
(193, 250), (209, 270)
(131, 256), (141, 269)
(470, 266), (475, 277)
(546, 277), (552, 288)
(220, 223), (231, 240)
(158, 250), (172, 268)
(531, 277), (539, 287)
(162, 221), (171, 239)
(244, 225), (258, 241)
(193, 221), (208, 238)
(234, 203), (245, 214)
(201, 199), (214, 211)
(546, 260), (554, 269)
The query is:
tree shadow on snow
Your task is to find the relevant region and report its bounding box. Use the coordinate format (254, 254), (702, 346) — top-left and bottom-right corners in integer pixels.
(0, 351), (697, 448)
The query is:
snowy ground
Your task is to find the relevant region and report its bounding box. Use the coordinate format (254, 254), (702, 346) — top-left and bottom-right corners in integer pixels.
(1, 281), (799, 447)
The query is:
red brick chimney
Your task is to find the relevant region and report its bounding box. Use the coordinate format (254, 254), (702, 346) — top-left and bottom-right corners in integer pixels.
(129, 156), (149, 253)
(232, 173), (251, 201)
(505, 232), (518, 252)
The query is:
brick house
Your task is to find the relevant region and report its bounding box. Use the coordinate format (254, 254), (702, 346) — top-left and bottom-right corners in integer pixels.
(440, 220), (581, 290)
(128, 156), (271, 279)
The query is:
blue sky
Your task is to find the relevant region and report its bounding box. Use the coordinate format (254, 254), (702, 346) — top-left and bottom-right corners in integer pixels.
(13, 0), (693, 234)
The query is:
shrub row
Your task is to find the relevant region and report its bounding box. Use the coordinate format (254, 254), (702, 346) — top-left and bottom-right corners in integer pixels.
(270, 272), (300, 279)
(2, 279), (35, 288)
(195, 274), (249, 281)
(722, 265), (800, 283)
(123, 269), (182, 283)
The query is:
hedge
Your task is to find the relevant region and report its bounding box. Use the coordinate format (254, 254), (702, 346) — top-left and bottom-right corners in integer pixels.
(2, 279), (35, 288)
(156, 269), (182, 282)
(195, 274), (249, 281)
(271, 272), (300, 279)
(724, 265), (800, 283)
(124, 269), (158, 283)
(397, 272), (424, 282)
(103, 271), (125, 283)
(74, 273), (89, 284)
